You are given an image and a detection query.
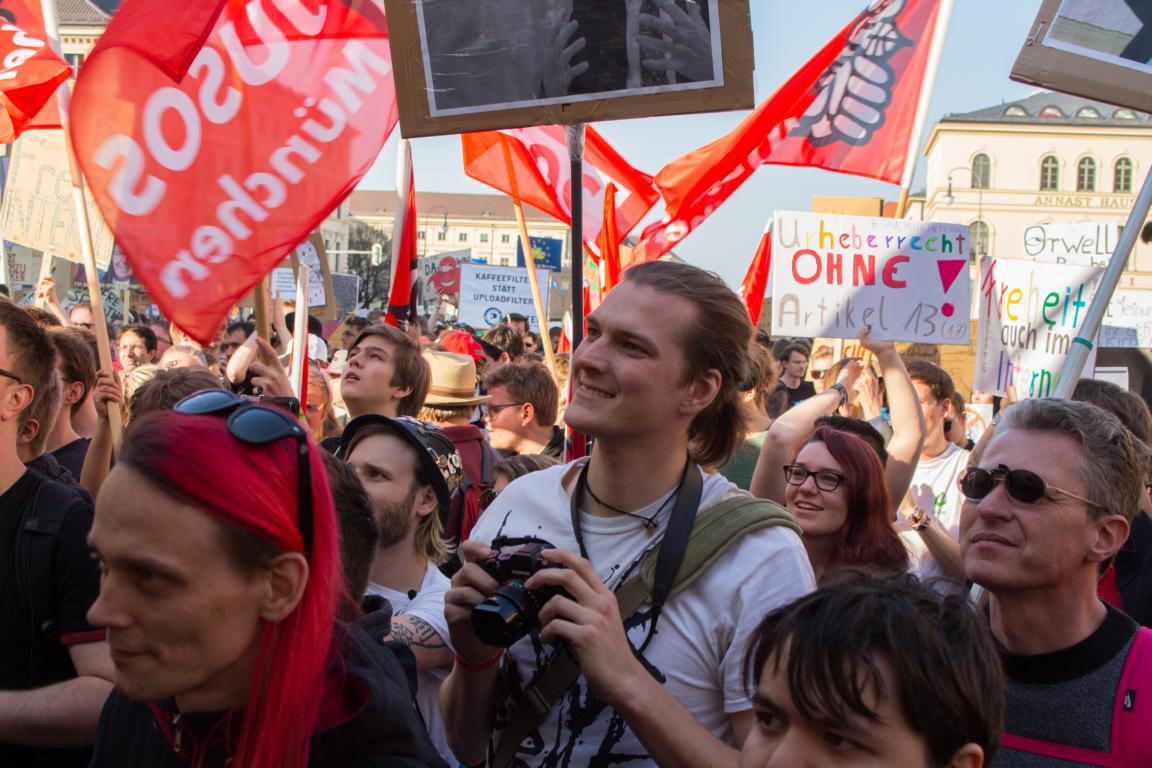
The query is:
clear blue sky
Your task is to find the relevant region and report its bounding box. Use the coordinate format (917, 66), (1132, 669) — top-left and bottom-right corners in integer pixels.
(359, 0), (1042, 287)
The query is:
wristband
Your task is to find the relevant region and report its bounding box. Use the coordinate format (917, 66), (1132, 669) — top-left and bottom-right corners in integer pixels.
(828, 382), (849, 408)
(908, 508), (931, 532)
(455, 650), (503, 672)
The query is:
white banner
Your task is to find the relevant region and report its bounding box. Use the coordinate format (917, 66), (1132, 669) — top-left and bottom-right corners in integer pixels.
(1101, 289), (1152, 349)
(1021, 222), (1118, 267)
(973, 257), (1103, 399)
(771, 211), (971, 344)
(459, 264), (546, 332)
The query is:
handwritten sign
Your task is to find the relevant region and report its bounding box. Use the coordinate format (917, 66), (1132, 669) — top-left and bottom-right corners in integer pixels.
(771, 211), (971, 344)
(1101, 289), (1152, 348)
(418, 248), (467, 316)
(3, 243), (41, 286)
(0, 130), (114, 268)
(459, 264), (546, 332)
(973, 257), (1103, 399)
(1021, 222), (1118, 267)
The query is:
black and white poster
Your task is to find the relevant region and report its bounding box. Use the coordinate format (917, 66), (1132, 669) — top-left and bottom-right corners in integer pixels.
(1043, 0), (1152, 73)
(414, 0), (724, 117)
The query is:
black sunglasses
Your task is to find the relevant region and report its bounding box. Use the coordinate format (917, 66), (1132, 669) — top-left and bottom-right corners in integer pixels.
(174, 389), (313, 557)
(958, 465), (1102, 509)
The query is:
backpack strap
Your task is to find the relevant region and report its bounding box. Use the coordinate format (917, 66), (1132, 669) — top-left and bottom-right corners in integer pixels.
(999, 734), (1149, 768)
(1111, 626), (1152, 758)
(491, 493), (796, 768)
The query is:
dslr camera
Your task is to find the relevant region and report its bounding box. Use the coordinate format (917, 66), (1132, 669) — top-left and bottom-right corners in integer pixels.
(471, 539), (567, 648)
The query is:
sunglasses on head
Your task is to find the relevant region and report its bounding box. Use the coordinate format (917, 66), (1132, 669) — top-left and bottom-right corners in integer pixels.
(958, 465), (1102, 509)
(174, 389), (313, 557)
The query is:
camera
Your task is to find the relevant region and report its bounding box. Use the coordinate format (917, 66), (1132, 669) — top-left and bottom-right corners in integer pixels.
(471, 539), (566, 648)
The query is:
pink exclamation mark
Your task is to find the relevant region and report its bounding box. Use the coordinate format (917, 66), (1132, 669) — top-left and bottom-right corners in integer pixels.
(937, 260), (968, 317)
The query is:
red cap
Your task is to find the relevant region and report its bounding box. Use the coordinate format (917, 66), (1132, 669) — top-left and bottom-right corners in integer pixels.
(440, 330), (485, 363)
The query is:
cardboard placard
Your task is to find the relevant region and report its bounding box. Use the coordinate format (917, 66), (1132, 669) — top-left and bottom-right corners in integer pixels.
(290, 233), (336, 322)
(0, 130), (115, 268)
(458, 263), (547, 332)
(771, 211), (972, 345)
(418, 248), (467, 316)
(3, 242), (42, 287)
(1021, 222), (1119, 267)
(1101, 289), (1152, 348)
(1012, 0), (1152, 114)
(383, 0), (755, 137)
(973, 257), (1103, 399)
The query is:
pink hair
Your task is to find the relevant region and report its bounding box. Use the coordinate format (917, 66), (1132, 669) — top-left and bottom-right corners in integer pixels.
(119, 412), (341, 768)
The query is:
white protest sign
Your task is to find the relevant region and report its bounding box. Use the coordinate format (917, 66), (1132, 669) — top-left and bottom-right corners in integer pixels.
(771, 211), (971, 344)
(963, 403), (994, 444)
(418, 248), (467, 315)
(1101, 290), (1152, 348)
(3, 244), (41, 287)
(1021, 222), (1118, 267)
(973, 257), (1103, 399)
(459, 264), (546, 332)
(270, 268), (296, 300)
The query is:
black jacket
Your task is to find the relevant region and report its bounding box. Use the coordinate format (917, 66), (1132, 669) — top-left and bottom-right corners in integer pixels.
(89, 622), (448, 767)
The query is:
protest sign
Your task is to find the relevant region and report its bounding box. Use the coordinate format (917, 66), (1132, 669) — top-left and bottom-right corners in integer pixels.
(516, 236), (563, 273)
(1013, 0), (1152, 114)
(0, 130), (114, 268)
(383, 0), (753, 137)
(330, 272), (361, 320)
(290, 234), (336, 322)
(771, 211), (971, 344)
(1101, 289), (1152, 348)
(65, 284), (124, 323)
(963, 403), (994, 445)
(418, 248), (467, 315)
(1021, 223), (1118, 267)
(973, 257), (1104, 399)
(459, 264), (547, 332)
(3, 243), (40, 286)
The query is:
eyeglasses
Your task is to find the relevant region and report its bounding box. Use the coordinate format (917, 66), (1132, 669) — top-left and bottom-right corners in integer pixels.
(810, 368), (830, 378)
(174, 389), (313, 556)
(958, 465), (1103, 509)
(481, 402), (523, 419)
(0, 367), (22, 384)
(782, 464), (845, 492)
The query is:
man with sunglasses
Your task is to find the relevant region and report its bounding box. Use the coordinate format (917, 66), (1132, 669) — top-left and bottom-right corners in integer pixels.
(0, 302), (113, 766)
(960, 398), (1149, 765)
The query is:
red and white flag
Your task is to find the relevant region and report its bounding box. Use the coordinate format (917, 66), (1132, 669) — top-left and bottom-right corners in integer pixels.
(385, 138), (417, 328)
(635, 0), (947, 262)
(741, 225), (772, 326)
(462, 126), (658, 252)
(0, 2), (70, 142)
(70, 0), (397, 343)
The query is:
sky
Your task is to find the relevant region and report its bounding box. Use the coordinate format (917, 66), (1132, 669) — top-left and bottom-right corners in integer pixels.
(359, 0), (1045, 288)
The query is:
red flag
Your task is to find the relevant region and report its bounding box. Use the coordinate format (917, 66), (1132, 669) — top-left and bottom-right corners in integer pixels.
(385, 140), (417, 328)
(741, 225), (772, 326)
(462, 126), (658, 249)
(70, 0), (397, 343)
(0, 16), (70, 142)
(636, 0), (944, 262)
(597, 183), (621, 295)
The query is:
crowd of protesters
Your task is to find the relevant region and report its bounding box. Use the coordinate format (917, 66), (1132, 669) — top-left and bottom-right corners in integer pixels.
(2, 259), (1150, 766)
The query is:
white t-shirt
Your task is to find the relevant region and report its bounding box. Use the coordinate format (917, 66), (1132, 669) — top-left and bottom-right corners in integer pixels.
(468, 460), (816, 767)
(365, 563), (455, 764)
(901, 442), (970, 591)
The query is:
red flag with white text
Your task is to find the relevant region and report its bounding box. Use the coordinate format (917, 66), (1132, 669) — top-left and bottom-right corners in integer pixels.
(385, 140), (418, 328)
(462, 126), (658, 251)
(0, 15), (70, 142)
(635, 0), (944, 262)
(741, 225), (772, 326)
(70, 0), (397, 343)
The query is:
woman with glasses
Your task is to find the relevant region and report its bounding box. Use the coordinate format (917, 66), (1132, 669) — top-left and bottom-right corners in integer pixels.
(85, 394), (444, 767)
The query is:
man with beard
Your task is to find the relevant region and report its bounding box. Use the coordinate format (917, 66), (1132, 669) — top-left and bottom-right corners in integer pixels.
(342, 415), (462, 765)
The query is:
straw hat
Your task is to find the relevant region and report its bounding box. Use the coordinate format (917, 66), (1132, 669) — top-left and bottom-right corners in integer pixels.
(423, 350), (491, 406)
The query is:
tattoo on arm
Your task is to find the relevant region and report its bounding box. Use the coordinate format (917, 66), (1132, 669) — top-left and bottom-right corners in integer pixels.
(390, 616), (447, 650)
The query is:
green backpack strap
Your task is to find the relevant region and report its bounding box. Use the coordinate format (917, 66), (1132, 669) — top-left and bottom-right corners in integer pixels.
(639, 495), (800, 600)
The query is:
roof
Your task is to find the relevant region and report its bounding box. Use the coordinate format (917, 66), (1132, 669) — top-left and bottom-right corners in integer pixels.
(58, 0), (114, 24)
(941, 91), (1152, 128)
(348, 190), (557, 222)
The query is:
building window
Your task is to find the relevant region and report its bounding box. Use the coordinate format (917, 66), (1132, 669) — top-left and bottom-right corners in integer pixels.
(501, 233), (511, 244)
(480, 233), (489, 243)
(459, 232), (468, 243)
(1115, 108), (1138, 120)
(1039, 105), (1065, 118)
(971, 154), (991, 190)
(1003, 105), (1027, 117)
(417, 231), (425, 240)
(1077, 157), (1096, 192)
(1115, 158), (1133, 194)
(970, 220), (989, 261)
(1076, 106), (1101, 119)
(436, 231), (446, 242)
(1040, 155), (1059, 191)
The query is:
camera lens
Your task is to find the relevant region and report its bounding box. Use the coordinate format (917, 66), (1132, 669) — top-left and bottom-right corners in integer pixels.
(471, 581), (536, 647)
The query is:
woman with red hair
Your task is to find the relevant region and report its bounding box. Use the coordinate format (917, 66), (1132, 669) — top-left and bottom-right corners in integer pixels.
(85, 392), (444, 767)
(779, 426), (909, 582)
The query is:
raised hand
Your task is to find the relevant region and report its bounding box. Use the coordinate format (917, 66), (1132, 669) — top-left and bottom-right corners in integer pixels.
(638, 0), (714, 83)
(539, 0), (589, 97)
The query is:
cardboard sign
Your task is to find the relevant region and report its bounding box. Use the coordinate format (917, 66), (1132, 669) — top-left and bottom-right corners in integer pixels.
(516, 236), (563, 273)
(1013, 0), (1152, 114)
(1101, 289), (1152, 348)
(3, 243), (41, 286)
(330, 272), (362, 320)
(0, 130), (114, 268)
(459, 264), (547, 332)
(973, 257), (1103, 399)
(65, 284), (124, 323)
(771, 211), (972, 344)
(269, 234), (336, 321)
(1021, 223), (1119, 267)
(383, 0), (754, 137)
(418, 248), (468, 315)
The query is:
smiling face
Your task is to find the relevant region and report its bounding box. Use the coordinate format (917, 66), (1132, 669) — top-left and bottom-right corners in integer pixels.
(960, 428), (1106, 593)
(86, 466), (267, 712)
(564, 281), (699, 443)
(117, 331), (153, 373)
(785, 441), (849, 541)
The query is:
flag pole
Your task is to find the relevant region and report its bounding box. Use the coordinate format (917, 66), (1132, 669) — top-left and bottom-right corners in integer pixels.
(513, 208), (558, 378)
(566, 123), (587, 460)
(41, 0), (123, 448)
(386, 138), (412, 325)
(1053, 166), (1152, 398)
(895, 0), (954, 218)
(290, 264), (310, 402)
